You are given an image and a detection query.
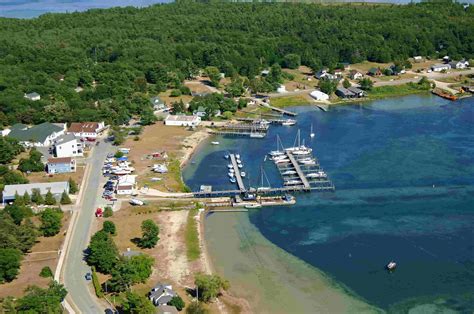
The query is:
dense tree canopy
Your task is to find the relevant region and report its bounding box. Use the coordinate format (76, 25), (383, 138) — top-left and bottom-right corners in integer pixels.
(86, 230), (119, 273)
(0, 1), (472, 126)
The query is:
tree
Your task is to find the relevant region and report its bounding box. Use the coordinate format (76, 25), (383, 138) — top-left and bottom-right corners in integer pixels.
(60, 191), (72, 205)
(283, 53), (301, 69)
(0, 137), (23, 164)
(318, 79), (338, 95)
(138, 219), (159, 249)
(39, 208), (63, 237)
(169, 295), (186, 311)
(342, 79), (351, 88)
(5, 203), (33, 225)
(122, 291), (155, 314)
(0, 248), (22, 283)
(16, 281), (67, 313)
(359, 78), (374, 91)
(186, 301), (209, 314)
(0, 211), (38, 253)
(68, 177), (78, 194)
(39, 266), (53, 278)
(140, 107), (157, 126)
(172, 100), (186, 114)
(194, 273), (229, 302)
(267, 63), (283, 86)
(22, 191), (31, 205)
(103, 206), (113, 218)
(107, 254), (154, 292)
(31, 188), (44, 204)
(204, 66), (221, 88)
(18, 149), (44, 173)
(87, 230), (119, 274)
(225, 76), (246, 97)
(44, 190), (57, 205)
(102, 221), (117, 236)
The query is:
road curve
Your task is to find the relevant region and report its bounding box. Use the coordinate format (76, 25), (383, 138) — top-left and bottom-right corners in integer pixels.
(63, 142), (112, 313)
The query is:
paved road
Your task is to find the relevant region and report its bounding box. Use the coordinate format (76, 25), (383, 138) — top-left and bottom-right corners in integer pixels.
(63, 142), (112, 313)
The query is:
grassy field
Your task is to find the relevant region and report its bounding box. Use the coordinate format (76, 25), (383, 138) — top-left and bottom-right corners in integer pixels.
(270, 95), (312, 108)
(185, 207), (201, 261)
(367, 83), (430, 100)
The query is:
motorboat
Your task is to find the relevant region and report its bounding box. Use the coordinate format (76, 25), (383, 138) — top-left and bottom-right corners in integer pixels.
(238, 164), (243, 169)
(245, 204), (262, 209)
(272, 155), (288, 161)
(129, 198), (144, 206)
(274, 159), (290, 164)
(282, 119), (296, 126)
(211, 141), (220, 145)
(250, 133), (265, 138)
(236, 159), (242, 164)
(292, 149), (312, 155)
(306, 171), (327, 179)
(229, 168), (235, 173)
(310, 124), (315, 138)
(235, 154), (241, 159)
(386, 261), (397, 271)
(227, 164), (233, 169)
(282, 170), (297, 175)
(269, 150), (284, 157)
(228, 172), (235, 178)
(241, 172), (246, 177)
(224, 154), (229, 159)
(229, 177), (236, 183)
(300, 160), (316, 166)
(257, 187), (271, 192)
(284, 179), (302, 185)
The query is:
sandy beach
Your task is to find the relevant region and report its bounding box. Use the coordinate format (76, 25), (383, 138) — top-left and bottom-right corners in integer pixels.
(180, 128), (210, 167)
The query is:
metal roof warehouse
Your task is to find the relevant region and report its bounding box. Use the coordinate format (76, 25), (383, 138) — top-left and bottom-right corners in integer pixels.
(2, 181), (69, 204)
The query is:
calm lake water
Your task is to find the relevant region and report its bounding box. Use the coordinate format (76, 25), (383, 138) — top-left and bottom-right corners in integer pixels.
(184, 94), (474, 312)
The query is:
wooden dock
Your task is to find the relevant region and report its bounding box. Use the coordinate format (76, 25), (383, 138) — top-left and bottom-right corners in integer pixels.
(236, 118), (295, 125)
(259, 103), (297, 116)
(230, 154), (246, 192)
(285, 152), (311, 190)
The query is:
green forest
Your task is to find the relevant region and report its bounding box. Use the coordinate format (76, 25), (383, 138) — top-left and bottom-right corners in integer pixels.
(0, 1), (472, 126)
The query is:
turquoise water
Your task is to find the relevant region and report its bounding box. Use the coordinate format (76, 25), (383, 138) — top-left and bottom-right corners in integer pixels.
(184, 94), (474, 312)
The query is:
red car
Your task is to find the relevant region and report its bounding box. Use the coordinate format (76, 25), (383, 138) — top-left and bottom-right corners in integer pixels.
(95, 208), (103, 217)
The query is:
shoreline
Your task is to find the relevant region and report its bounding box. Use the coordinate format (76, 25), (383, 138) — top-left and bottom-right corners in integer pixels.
(180, 128), (211, 168)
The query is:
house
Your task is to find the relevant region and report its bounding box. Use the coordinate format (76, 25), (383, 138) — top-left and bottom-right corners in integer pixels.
(334, 69), (344, 77)
(367, 68), (382, 77)
(1, 128), (11, 137)
(260, 69), (270, 76)
(67, 122), (106, 139)
(309, 90), (329, 101)
(150, 96), (167, 111)
(116, 175), (136, 195)
(442, 56), (450, 63)
(149, 284), (177, 306)
(413, 56), (423, 63)
(7, 122), (66, 147)
(349, 70), (363, 80)
(315, 68), (336, 80)
(47, 157), (76, 174)
(431, 64), (451, 72)
(164, 115), (201, 127)
(277, 84), (287, 93)
(348, 86), (366, 98)
(53, 134), (83, 158)
(2, 181), (69, 205)
(24, 92), (41, 101)
(449, 60), (469, 69)
(157, 305), (178, 314)
(336, 87), (356, 99)
(194, 106), (207, 117)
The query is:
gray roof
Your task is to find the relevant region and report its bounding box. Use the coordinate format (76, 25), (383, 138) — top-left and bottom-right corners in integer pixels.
(8, 122), (63, 143)
(2, 182), (69, 200)
(157, 305), (178, 314)
(25, 92), (40, 98)
(336, 87), (355, 96)
(348, 86), (365, 94)
(54, 133), (76, 145)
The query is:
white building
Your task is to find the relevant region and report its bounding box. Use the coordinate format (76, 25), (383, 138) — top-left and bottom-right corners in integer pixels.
(53, 134), (83, 158)
(449, 60), (469, 69)
(431, 64), (451, 72)
(310, 90), (329, 101)
(116, 175), (136, 195)
(7, 122), (66, 147)
(67, 122), (106, 139)
(164, 115), (201, 127)
(2, 181), (69, 205)
(1, 128), (11, 137)
(24, 92), (41, 101)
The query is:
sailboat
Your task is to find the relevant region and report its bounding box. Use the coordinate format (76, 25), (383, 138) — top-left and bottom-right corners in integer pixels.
(310, 124), (315, 138)
(257, 166), (271, 192)
(268, 134), (286, 156)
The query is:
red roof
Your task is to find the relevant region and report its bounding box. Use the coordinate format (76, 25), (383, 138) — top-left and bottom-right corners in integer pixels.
(68, 122), (100, 133)
(47, 157), (72, 164)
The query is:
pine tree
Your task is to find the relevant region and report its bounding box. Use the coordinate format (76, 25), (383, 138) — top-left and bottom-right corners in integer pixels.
(68, 178), (78, 194)
(31, 188), (44, 204)
(23, 191), (31, 205)
(44, 190), (57, 206)
(60, 191), (72, 205)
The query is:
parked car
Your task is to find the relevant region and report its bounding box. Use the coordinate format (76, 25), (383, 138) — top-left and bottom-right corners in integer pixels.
(85, 272), (92, 281)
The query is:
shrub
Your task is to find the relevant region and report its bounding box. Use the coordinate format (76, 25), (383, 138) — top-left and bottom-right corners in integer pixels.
(91, 267), (104, 298)
(103, 207), (113, 218)
(68, 178), (79, 194)
(60, 191), (72, 205)
(39, 266), (53, 278)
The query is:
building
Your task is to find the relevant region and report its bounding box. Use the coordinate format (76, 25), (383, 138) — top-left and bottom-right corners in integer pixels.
(194, 106), (207, 117)
(2, 181), (69, 205)
(7, 122), (66, 147)
(24, 92), (40, 101)
(116, 175), (136, 195)
(67, 122), (106, 139)
(449, 60), (469, 69)
(1, 128), (11, 137)
(47, 157), (76, 174)
(348, 86), (366, 98)
(349, 70), (363, 80)
(260, 69), (270, 76)
(149, 284), (177, 306)
(150, 96), (167, 111)
(442, 56), (450, 63)
(336, 87), (356, 99)
(413, 56), (424, 63)
(309, 90), (329, 101)
(315, 68), (336, 80)
(431, 64), (451, 72)
(367, 68), (382, 77)
(157, 305), (178, 314)
(164, 115), (201, 127)
(53, 134), (83, 158)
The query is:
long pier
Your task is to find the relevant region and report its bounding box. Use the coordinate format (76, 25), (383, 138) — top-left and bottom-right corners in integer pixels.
(230, 154), (246, 192)
(259, 103), (298, 117)
(236, 118), (295, 125)
(285, 152), (311, 190)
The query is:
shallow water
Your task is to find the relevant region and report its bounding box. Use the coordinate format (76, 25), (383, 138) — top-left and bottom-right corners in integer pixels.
(185, 94), (474, 312)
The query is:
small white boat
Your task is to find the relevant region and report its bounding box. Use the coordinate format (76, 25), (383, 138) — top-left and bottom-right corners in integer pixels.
(237, 159), (242, 164)
(282, 119), (296, 126)
(229, 177), (236, 183)
(211, 141), (220, 145)
(238, 164), (243, 169)
(386, 261), (397, 271)
(272, 155), (288, 161)
(245, 204), (262, 209)
(274, 159), (290, 164)
(306, 171), (327, 179)
(300, 160), (316, 166)
(129, 198), (144, 206)
(269, 151), (284, 157)
(292, 149), (312, 155)
(228, 172), (235, 178)
(282, 170), (297, 175)
(310, 124), (315, 138)
(227, 164), (233, 169)
(229, 168), (235, 173)
(224, 154), (229, 159)
(257, 187), (271, 192)
(235, 154), (241, 159)
(241, 172), (246, 177)
(250, 133), (265, 138)
(284, 179), (302, 185)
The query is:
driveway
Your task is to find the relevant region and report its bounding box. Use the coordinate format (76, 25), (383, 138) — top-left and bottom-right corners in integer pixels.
(63, 141), (113, 313)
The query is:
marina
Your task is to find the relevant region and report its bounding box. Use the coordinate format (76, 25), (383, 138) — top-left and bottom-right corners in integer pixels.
(209, 122), (268, 138)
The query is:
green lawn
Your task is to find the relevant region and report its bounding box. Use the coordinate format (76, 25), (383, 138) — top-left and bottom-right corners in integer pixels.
(270, 95), (310, 108)
(368, 83), (430, 100)
(185, 207), (201, 261)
